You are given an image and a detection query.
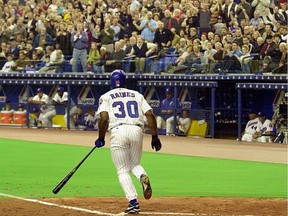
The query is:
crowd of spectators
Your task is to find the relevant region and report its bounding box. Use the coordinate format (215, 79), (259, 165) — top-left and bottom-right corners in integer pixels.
(0, 0), (286, 74)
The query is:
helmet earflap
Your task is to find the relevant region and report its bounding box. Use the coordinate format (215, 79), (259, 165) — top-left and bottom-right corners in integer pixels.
(110, 70), (126, 88)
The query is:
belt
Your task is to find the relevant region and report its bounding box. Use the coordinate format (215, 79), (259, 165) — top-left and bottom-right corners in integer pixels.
(111, 123), (142, 130)
(75, 47), (87, 50)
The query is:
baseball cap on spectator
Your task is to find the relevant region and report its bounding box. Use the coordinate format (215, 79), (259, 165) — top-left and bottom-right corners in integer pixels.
(32, 107), (40, 113)
(57, 87), (64, 92)
(165, 87), (173, 93)
(266, 35), (273, 40)
(35, 47), (43, 52)
(218, 16), (222, 20)
(37, 88), (43, 93)
(257, 112), (265, 117)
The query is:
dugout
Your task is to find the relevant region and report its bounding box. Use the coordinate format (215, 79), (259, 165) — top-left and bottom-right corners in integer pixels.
(0, 79), (111, 129)
(236, 83), (288, 141)
(0, 72), (287, 139)
(138, 81), (218, 138)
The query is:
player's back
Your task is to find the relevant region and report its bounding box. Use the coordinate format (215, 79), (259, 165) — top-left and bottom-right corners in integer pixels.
(98, 88), (151, 130)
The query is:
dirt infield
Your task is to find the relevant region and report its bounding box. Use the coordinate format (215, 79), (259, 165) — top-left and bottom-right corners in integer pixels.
(0, 128), (287, 216)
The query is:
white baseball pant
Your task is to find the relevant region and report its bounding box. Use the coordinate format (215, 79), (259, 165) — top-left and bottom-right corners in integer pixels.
(110, 125), (147, 201)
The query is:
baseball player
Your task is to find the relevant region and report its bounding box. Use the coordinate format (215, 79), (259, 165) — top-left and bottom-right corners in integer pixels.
(156, 87), (181, 135)
(177, 110), (192, 134)
(52, 87), (77, 129)
(241, 111), (261, 142)
(253, 112), (274, 143)
(95, 69), (162, 214)
(28, 88), (56, 128)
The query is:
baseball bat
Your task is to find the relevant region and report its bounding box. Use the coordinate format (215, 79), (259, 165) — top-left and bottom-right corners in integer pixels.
(52, 146), (97, 194)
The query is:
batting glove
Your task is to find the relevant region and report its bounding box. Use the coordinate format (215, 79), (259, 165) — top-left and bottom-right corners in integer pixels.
(151, 135), (162, 152)
(95, 138), (105, 148)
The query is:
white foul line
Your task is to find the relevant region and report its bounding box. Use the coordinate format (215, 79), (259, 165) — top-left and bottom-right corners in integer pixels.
(0, 193), (253, 216)
(0, 193), (115, 216)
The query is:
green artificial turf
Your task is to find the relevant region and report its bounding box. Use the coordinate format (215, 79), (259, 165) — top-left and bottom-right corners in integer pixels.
(0, 138), (287, 199)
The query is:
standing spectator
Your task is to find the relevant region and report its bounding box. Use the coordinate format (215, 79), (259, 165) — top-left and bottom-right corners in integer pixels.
(249, 10), (263, 29)
(55, 22), (72, 56)
(237, 0), (252, 21)
(156, 87), (181, 135)
(27, 88), (56, 128)
(161, 10), (180, 34)
(214, 16), (227, 35)
(111, 17), (121, 42)
(259, 35), (277, 71)
(130, 35), (157, 73)
(98, 20), (115, 53)
(134, 11), (158, 42)
(251, 0), (270, 17)
(33, 28), (54, 50)
(181, 7), (200, 33)
(221, 0), (239, 25)
(199, 3), (211, 35)
(153, 21), (174, 51)
(95, 69), (161, 214)
(86, 42), (100, 72)
(52, 87), (77, 129)
(71, 23), (88, 73)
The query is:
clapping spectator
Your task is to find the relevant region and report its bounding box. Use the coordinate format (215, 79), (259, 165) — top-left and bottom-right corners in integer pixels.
(71, 23), (88, 73)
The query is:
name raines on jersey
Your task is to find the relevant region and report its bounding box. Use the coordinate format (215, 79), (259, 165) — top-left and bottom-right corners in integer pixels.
(110, 92), (136, 99)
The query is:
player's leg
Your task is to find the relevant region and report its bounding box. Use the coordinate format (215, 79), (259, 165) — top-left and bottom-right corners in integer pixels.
(242, 133), (253, 142)
(128, 126), (152, 200)
(166, 116), (176, 135)
(156, 116), (165, 129)
(110, 126), (139, 213)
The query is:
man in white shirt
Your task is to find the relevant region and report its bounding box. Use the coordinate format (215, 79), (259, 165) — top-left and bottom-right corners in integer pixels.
(241, 111), (261, 142)
(1, 53), (15, 72)
(254, 112), (274, 143)
(28, 88), (56, 127)
(52, 87), (77, 129)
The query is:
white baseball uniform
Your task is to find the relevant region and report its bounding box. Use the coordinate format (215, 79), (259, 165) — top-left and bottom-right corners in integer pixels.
(257, 119), (274, 143)
(53, 92), (77, 128)
(97, 87), (152, 201)
(178, 116), (192, 133)
(241, 118), (261, 142)
(32, 94), (56, 127)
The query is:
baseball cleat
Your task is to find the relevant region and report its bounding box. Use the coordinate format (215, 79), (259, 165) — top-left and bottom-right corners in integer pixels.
(124, 203), (140, 214)
(140, 174), (152, 200)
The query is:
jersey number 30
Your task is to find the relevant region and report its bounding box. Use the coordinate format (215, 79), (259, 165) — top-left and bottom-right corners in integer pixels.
(113, 101), (139, 118)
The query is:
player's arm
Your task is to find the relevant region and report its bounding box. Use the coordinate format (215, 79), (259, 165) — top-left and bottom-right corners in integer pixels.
(28, 97), (45, 105)
(145, 109), (162, 152)
(145, 109), (157, 136)
(98, 111), (109, 139)
(95, 111), (109, 148)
